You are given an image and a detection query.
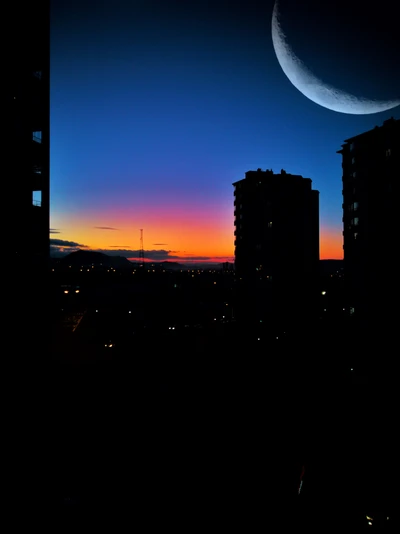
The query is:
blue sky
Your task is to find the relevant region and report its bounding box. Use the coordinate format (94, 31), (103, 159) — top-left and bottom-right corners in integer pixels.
(50, 0), (399, 261)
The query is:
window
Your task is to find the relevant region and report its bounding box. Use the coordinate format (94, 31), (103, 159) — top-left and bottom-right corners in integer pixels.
(33, 71), (42, 79)
(352, 157), (356, 164)
(268, 221), (272, 228)
(386, 148), (391, 157)
(256, 244), (262, 250)
(350, 142), (355, 151)
(353, 217), (359, 226)
(352, 171), (357, 178)
(354, 232), (358, 240)
(33, 131), (42, 143)
(353, 201), (358, 211)
(32, 190), (42, 207)
(33, 164), (42, 175)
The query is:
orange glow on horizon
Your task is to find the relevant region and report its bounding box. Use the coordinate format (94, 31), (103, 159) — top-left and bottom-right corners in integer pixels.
(51, 211), (343, 262)
(320, 227), (343, 259)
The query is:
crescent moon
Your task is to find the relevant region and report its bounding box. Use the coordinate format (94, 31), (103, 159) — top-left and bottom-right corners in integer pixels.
(271, 1), (400, 115)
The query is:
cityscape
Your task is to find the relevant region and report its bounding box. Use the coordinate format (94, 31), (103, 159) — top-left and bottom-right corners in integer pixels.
(13, 0), (398, 529)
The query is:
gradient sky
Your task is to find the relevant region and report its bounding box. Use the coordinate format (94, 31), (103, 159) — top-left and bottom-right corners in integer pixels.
(50, 0), (399, 263)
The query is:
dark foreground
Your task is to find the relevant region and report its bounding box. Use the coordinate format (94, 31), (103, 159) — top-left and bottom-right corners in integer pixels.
(30, 353), (394, 531)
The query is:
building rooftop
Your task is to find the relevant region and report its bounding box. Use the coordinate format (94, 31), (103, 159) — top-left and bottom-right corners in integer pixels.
(233, 169), (312, 186)
(337, 117), (398, 152)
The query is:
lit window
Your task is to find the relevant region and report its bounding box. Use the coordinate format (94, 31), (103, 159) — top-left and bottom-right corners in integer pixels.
(350, 142), (355, 151)
(353, 217), (359, 226)
(352, 157), (356, 164)
(32, 190), (42, 207)
(33, 164), (42, 175)
(268, 221), (272, 228)
(354, 232), (358, 239)
(33, 131), (42, 143)
(353, 201), (358, 210)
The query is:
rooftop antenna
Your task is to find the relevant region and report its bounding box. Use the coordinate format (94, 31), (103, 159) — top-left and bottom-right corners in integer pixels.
(139, 229), (145, 267)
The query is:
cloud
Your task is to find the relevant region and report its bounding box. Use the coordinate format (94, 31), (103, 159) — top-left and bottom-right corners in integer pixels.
(50, 228), (60, 234)
(109, 245), (130, 248)
(94, 226), (118, 230)
(92, 248), (233, 263)
(153, 243), (168, 246)
(50, 238), (88, 258)
(50, 239), (87, 247)
(49, 239), (234, 263)
(94, 248), (177, 261)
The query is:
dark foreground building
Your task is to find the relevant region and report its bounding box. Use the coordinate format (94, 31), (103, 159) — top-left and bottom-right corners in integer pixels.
(10, 3), (50, 360)
(337, 117), (399, 359)
(12, 4), (50, 266)
(233, 169), (319, 327)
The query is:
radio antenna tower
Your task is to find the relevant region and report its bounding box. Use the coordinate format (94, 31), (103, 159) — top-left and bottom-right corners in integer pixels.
(139, 229), (145, 267)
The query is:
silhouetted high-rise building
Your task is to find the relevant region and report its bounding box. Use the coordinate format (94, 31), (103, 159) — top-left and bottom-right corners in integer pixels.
(233, 169), (319, 324)
(337, 117), (399, 336)
(10, 3), (50, 360)
(12, 3), (50, 269)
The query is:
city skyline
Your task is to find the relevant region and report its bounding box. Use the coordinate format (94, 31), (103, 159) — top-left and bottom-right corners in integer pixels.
(50, 0), (399, 263)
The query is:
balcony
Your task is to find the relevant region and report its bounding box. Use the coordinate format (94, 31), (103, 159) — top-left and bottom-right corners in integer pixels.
(32, 191), (42, 207)
(32, 131), (42, 143)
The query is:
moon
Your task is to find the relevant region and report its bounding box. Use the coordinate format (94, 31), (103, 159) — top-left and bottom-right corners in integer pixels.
(271, 1), (400, 115)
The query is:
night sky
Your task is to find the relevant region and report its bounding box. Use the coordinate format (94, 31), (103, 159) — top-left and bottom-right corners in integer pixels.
(50, 0), (399, 263)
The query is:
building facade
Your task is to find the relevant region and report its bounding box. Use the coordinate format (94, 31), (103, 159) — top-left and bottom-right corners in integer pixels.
(12, 2), (50, 271)
(10, 3), (50, 361)
(337, 117), (399, 336)
(233, 169), (319, 325)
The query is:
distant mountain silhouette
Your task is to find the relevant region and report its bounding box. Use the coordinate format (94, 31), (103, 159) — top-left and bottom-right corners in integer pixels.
(159, 261), (185, 270)
(61, 250), (133, 268)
